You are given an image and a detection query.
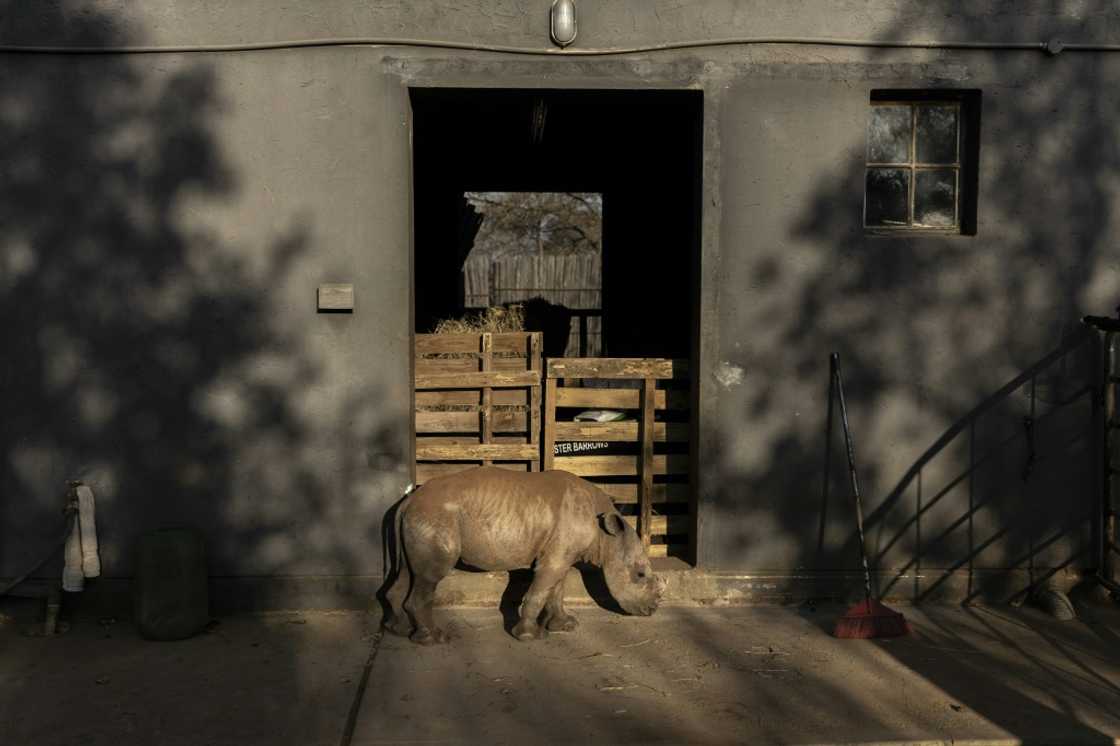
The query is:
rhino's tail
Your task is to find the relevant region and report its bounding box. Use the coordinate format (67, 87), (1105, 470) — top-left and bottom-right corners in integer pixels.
(390, 483), (416, 580)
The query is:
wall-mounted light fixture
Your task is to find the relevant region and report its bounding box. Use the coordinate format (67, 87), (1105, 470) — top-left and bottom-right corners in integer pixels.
(550, 0), (577, 48)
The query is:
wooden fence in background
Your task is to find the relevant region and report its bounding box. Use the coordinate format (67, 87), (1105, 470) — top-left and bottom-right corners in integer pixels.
(463, 253), (602, 356)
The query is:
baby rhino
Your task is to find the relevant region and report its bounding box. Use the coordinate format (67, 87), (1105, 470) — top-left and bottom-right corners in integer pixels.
(383, 467), (665, 644)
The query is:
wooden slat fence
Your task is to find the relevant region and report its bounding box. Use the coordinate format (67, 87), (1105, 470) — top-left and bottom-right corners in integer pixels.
(542, 358), (691, 559)
(463, 253), (602, 356)
(414, 332), (542, 484)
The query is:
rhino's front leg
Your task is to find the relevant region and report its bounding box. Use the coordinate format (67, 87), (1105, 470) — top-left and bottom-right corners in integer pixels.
(512, 567), (565, 641)
(543, 581), (578, 632)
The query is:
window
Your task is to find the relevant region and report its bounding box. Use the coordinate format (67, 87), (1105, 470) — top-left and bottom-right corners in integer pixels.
(865, 91), (980, 233)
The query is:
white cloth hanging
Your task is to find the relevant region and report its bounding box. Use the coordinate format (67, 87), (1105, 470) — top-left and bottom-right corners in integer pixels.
(61, 483), (100, 592)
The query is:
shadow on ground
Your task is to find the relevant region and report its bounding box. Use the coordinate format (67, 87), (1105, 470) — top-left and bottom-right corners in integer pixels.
(0, 602), (374, 746)
(357, 604), (1120, 745)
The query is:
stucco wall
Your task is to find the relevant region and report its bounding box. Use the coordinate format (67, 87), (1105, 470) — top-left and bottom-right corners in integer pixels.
(2, 1), (1118, 604)
(701, 50), (1111, 600)
(0, 34), (415, 594)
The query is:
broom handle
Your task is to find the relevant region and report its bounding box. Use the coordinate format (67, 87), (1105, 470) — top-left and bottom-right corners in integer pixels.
(832, 353), (873, 606)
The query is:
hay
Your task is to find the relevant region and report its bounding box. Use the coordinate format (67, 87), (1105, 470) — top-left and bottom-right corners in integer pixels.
(432, 304), (524, 335)
(424, 305), (530, 414)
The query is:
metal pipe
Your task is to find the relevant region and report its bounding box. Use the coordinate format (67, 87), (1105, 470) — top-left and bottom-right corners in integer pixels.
(1103, 331), (1113, 575)
(1084, 312), (1120, 596)
(1108, 331), (1119, 587)
(832, 352), (874, 606)
(43, 585), (61, 636)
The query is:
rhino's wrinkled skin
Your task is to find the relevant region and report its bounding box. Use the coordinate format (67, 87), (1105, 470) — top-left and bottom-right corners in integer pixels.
(383, 467), (665, 644)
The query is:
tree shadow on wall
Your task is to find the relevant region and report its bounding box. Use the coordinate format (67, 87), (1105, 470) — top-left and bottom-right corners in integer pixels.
(0, 7), (283, 584)
(793, 2), (1114, 601)
(704, 2), (1120, 742)
(705, 5), (1117, 595)
(0, 0), (415, 580)
(0, 1), (408, 742)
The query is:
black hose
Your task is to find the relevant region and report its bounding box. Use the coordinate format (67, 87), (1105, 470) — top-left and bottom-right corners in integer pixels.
(0, 514), (75, 598)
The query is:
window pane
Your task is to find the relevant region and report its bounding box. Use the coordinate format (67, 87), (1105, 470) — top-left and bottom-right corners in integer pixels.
(914, 169), (957, 227)
(916, 106), (958, 164)
(867, 106), (911, 163)
(866, 168), (910, 226)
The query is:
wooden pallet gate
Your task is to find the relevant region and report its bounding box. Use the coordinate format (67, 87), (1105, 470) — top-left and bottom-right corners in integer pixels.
(413, 335), (691, 560)
(543, 357), (691, 558)
(414, 332), (542, 482)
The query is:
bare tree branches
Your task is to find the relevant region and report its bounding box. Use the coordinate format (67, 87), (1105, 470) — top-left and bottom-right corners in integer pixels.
(465, 192), (602, 258)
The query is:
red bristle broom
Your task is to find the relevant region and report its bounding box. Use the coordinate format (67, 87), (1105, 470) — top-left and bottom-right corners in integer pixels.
(830, 353), (910, 639)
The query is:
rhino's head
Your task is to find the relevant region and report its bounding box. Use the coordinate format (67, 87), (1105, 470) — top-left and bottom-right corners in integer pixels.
(597, 512), (665, 616)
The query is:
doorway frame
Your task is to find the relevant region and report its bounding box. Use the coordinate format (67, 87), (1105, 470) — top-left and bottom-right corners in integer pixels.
(402, 75), (715, 568)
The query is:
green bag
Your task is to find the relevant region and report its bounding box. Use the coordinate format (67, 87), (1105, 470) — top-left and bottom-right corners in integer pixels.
(134, 528), (209, 641)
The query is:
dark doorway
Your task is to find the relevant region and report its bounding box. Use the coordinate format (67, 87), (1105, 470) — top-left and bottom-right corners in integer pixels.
(410, 88), (703, 360)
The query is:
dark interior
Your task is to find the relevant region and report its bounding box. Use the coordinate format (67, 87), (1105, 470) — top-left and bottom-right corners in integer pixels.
(410, 88), (703, 359)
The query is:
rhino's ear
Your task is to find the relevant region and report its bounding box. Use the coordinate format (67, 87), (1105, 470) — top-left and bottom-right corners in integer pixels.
(598, 512), (626, 537)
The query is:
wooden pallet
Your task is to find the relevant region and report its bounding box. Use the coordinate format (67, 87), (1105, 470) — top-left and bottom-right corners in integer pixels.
(543, 357), (691, 559)
(414, 332), (542, 484)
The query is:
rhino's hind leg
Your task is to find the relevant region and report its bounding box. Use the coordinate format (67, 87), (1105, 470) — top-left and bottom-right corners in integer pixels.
(405, 576), (450, 645)
(382, 563), (414, 637)
(401, 526), (458, 645)
(543, 582), (579, 633)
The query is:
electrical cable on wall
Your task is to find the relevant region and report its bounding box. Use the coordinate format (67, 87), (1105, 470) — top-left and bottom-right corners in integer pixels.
(0, 35), (1112, 57)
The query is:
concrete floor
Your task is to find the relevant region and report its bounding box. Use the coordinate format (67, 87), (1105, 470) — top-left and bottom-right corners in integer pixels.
(0, 601), (373, 746)
(2, 598), (1119, 745)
